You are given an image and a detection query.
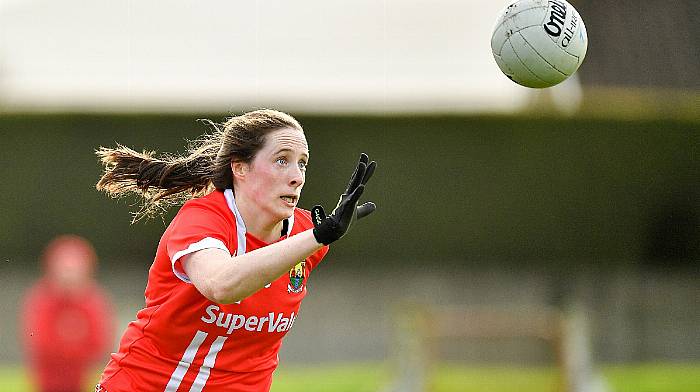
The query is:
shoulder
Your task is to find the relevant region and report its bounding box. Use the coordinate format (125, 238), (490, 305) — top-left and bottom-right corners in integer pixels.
(175, 190), (232, 222)
(293, 208), (314, 230)
(181, 189), (227, 212)
(160, 190), (236, 283)
(22, 280), (49, 304)
(165, 190), (235, 241)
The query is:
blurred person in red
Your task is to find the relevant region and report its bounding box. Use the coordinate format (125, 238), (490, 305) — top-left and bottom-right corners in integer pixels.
(21, 235), (115, 392)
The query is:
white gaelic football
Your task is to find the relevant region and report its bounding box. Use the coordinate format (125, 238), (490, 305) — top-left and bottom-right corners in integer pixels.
(491, 0), (588, 88)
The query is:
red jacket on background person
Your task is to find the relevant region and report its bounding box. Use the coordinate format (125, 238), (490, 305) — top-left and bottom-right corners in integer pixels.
(21, 235), (115, 392)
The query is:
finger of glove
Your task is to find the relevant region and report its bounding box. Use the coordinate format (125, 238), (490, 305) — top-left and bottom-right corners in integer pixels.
(338, 184), (366, 228)
(356, 201), (376, 220)
(345, 161), (367, 194)
(337, 183), (366, 218)
(347, 183), (365, 206)
(361, 160), (376, 186)
(345, 153), (368, 191)
(311, 205), (327, 228)
(359, 152), (369, 166)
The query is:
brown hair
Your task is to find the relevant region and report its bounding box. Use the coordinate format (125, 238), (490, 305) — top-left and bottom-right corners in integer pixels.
(96, 109), (302, 221)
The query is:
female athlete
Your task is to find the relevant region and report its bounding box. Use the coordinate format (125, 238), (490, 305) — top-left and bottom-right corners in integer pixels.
(94, 109), (376, 392)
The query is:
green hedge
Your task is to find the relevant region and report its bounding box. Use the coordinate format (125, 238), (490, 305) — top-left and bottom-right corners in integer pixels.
(1, 114), (697, 269)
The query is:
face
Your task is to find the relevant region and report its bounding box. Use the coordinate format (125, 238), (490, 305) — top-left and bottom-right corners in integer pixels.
(233, 127), (309, 223)
(46, 248), (93, 291)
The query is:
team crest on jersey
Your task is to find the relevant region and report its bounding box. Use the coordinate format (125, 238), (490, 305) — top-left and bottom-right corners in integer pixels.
(288, 261), (306, 293)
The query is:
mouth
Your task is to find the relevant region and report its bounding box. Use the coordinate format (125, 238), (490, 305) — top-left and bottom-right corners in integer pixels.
(280, 195), (298, 206)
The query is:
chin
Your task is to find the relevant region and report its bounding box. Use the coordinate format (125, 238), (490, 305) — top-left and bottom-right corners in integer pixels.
(280, 206), (296, 218)
(272, 206), (295, 221)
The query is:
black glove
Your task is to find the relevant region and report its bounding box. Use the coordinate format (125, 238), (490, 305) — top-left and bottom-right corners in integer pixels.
(312, 153), (377, 245)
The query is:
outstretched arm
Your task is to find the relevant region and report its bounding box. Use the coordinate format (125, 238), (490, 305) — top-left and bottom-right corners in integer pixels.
(183, 153), (377, 304)
(183, 231), (323, 304)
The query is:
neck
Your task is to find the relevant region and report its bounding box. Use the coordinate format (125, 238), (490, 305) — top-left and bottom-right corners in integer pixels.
(233, 191), (285, 243)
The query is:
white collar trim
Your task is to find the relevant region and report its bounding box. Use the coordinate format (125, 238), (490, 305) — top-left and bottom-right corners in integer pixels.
(223, 189), (294, 256)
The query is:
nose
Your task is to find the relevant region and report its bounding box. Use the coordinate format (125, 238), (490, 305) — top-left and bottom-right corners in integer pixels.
(289, 165), (304, 188)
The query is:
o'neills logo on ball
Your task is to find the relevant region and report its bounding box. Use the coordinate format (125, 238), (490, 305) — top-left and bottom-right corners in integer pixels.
(288, 261), (306, 293)
(544, 0), (567, 38)
(560, 10), (579, 48)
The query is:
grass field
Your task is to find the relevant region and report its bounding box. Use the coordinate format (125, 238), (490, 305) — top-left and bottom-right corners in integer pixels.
(1, 363), (698, 392)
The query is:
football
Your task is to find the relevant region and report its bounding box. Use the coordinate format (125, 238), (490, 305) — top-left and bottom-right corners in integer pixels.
(491, 0), (588, 88)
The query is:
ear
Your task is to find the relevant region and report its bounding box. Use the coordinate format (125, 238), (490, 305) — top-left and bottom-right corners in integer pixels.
(231, 161), (249, 180)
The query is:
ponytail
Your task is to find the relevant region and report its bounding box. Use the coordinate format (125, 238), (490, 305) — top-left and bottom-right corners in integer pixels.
(96, 134), (219, 220)
(95, 109), (303, 221)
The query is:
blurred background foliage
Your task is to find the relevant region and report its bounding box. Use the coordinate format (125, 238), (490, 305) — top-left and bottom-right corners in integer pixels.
(1, 114), (697, 270)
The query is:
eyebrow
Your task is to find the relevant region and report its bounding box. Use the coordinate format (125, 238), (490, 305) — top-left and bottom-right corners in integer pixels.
(274, 148), (309, 159)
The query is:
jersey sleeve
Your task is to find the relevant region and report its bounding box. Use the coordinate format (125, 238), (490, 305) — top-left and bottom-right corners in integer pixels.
(166, 201), (233, 283)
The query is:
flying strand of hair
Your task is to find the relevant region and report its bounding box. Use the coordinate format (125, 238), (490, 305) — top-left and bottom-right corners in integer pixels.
(95, 124), (224, 222)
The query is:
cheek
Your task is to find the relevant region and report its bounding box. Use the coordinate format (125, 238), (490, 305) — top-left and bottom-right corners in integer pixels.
(251, 167), (281, 195)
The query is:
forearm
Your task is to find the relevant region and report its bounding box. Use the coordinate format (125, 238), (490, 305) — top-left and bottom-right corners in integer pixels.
(185, 230), (324, 304)
(185, 153), (376, 304)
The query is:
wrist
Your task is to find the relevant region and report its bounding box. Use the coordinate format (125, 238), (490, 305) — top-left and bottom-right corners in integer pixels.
(312, 227), (331, 245)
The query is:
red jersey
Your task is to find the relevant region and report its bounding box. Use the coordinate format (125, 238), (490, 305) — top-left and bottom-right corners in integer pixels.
(22, 280), (114, 391)
(99, 189), (328, 392)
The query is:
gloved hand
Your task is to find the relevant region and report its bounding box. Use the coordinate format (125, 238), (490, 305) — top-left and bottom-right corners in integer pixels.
(312, 153), (377, 245)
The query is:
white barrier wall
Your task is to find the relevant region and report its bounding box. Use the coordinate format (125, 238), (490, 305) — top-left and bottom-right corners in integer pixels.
(0, 0), (531, 113)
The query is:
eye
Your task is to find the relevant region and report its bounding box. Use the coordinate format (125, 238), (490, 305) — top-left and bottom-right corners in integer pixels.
(298, 160), (308, 171)
(276, 157), (288, 166)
